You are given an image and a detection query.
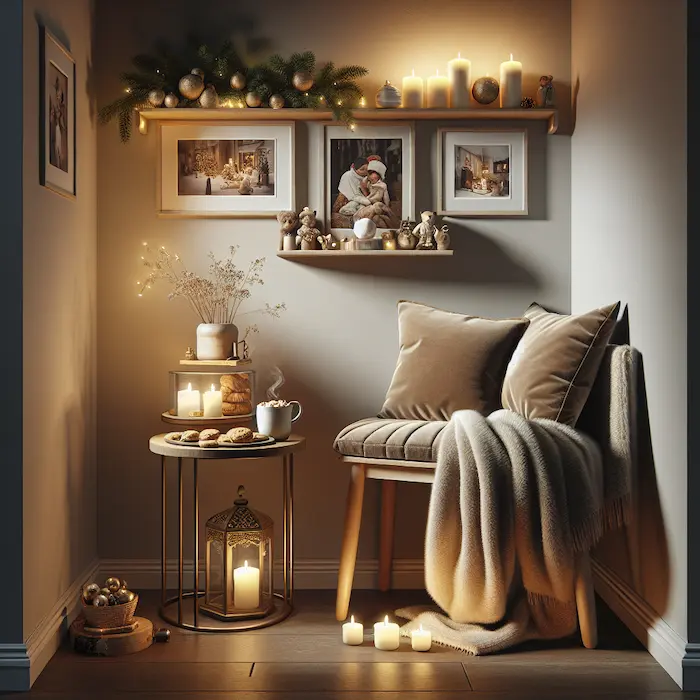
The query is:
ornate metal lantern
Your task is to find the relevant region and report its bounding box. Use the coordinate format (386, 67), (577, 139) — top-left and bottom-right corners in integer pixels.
(201, 485), (274, 620)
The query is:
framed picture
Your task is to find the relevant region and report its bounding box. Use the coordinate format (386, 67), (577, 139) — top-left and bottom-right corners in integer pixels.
(40, 26), (75, 198)
(437, 129), (528, 216)
(322, 123), (414, 236)
(159, 122), (295, 217)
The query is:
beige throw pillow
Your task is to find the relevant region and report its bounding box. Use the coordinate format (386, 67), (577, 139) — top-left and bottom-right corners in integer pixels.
(379, 301), (530, 421)
(501, 301), (620, 426)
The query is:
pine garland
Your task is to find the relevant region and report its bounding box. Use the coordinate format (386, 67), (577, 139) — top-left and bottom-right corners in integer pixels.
(99, 41), (368, 142)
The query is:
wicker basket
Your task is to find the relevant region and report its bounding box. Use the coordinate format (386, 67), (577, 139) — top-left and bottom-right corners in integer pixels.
(81, 594), (139, 629)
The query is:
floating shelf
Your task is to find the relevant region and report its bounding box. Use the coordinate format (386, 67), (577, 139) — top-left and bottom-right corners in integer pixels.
(138, 107), (558, 134)
(277, 249), (453, 259)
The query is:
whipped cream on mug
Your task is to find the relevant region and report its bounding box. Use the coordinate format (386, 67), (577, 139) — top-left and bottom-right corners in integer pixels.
(258, 400), (291, 408)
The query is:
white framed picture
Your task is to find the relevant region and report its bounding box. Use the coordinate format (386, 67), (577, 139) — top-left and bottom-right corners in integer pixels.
(322, 123), (414, 236)
(40, 26), (75, 198)
(437, 129), (528, 216)
(158, 122), (295, 217)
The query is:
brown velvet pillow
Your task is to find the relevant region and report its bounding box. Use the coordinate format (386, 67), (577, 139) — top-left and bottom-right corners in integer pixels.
(379, 301), (530, 421)
(501, 301), (620, 426)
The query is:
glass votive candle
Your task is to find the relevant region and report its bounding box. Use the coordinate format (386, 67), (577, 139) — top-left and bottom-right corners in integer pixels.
(374, 615), (400, 650)
(411, 624), (432, 651)
(342, 615), (364, 645)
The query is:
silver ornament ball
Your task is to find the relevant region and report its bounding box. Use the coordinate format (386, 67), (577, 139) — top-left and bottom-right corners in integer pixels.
(471, 76), (500, 105)
(245, 91), (262, 108)
(199, 86), (219, 109)
(93, 594), (109, 607)
(292, 70), (314, 92)
(164, 93), (179, 108)
(148, 89), (165, 107)
(83, 583), (100, 602)
(190, 67), (205, 79)
(230, 72), (246, 90)
(179, 73), (205, 100)
(269, 94), (285, 109)
(105, 577), (121, 593)
(375, 80), (401, 108)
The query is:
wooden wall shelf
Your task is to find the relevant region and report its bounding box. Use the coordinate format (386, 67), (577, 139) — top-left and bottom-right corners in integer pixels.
(277, 249), (453, 259)
(138, 107), (558, 134)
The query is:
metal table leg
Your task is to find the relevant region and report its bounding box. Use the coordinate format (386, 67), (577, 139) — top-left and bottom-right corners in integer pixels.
(193, 458), (199, 628)
(283, 454), (295, 603)
(177, 457), (183, 625)
(161, 456), (167, 606)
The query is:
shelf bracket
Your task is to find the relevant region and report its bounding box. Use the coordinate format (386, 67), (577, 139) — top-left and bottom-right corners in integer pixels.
(547, 110), (558, 135)
(139, 114), (148, 135)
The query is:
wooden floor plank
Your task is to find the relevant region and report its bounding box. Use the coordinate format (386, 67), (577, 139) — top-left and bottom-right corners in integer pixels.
(5, 694), (700, 700)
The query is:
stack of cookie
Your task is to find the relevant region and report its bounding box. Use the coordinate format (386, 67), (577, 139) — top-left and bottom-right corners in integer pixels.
(221, 373), (253, 417)
(165, 427), (267, 448)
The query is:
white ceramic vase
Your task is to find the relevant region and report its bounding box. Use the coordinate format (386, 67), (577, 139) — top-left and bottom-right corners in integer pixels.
(196, 323), (239, 361)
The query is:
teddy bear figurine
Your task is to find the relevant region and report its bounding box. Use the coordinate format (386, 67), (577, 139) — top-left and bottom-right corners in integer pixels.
(277, 210), (299, 251)
(413, 211), (438, 250)
(295, 207), (321, 251)
(436, 224), (451, 251)
(396, 219), (418, 250)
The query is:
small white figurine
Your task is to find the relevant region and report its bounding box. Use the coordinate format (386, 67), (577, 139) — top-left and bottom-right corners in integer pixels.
(413, 211), (438, 250)
(436, 224), (451, 251)
(295, 207), (321, 250)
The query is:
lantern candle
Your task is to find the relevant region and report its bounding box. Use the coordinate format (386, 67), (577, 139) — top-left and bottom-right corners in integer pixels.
(203, 383), (223, 417)
(233, 560), (260, 609)
(499, 53), (522, 108)
(374, 615), (400, 650)
(427, 70), (449, 108)
(177, 383), (201, 417)
(342, 615), (364, 645)
(411, 624), (432, 651)
(448, 53), (471, 108)
(401, 69), (423, 108)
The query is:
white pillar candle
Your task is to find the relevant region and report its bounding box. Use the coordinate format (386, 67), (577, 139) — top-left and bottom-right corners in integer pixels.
(203, 383), (223, 417)
(426, 70), (449, 108)
(342, 615), (364, 645)
(499, 53), (522, 108)
(411, 624), (432, 651)
(177, 383), (201, 417)
(401, 69), (423, 108)
(448, 53), (471, 108)
(374, 615), (400, 650)
(233, 560), (260, 609)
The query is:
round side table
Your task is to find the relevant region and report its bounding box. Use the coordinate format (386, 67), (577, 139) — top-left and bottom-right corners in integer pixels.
(148, 433), (306, 632)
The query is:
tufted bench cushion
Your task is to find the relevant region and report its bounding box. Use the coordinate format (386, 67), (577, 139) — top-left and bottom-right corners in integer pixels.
(333, 418), (447, 463)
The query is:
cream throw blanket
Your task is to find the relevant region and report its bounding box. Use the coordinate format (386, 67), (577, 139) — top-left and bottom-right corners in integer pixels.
(397, 347), (635, 653)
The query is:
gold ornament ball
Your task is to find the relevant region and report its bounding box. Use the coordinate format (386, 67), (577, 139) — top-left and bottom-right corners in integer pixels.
(93, 594), (109, 607)
(471, 76), (500, 105)
(245, 91), (262, 108)
(82, 583), (100, 602)
(116, 589), (136, 604)
(164, 92), (179, 108)
(119, 579), (128, 591)
(179, 73), (204, 100)
(199, 86), (219, 109)
(99, 587), (112, 598)
(147, 88), (165, 107)
(190, 67), (205, 79)
(105, 577), (122, 593)
(269, 94), (285, 109)
(230, 72), (246, 90)
(292, 70), (314, 92)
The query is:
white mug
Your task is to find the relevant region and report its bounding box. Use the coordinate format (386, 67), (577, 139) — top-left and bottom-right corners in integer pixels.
(256, 402), (302, 440)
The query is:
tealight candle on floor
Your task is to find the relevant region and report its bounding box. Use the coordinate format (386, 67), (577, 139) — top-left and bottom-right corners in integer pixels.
(499, 53), (522, 108)
(177, 383), (201, 417)
(411, 624), (432, 651)
(342, 615), (364, 645)
(374, 615), (400, 650)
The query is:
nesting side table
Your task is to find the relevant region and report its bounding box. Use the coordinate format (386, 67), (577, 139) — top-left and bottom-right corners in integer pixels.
(148, 434), (305, 632)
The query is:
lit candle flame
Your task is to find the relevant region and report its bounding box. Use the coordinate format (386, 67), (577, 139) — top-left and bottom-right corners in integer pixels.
(419, 623), (423, 632)
(351, 615), (355, 623)
(187, 383), (192, 391)
(244, 560), (248, 568)
(384, 615), (389, 626)
(412, 68), (415, 77)
(210, 384), (215, 392)
(458, 52), (461, 58)
(510, 53), (513, 61)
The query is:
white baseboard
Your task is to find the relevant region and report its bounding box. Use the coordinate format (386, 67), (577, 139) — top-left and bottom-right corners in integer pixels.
(592, 558), (685, 689)
(100, 558), (425, 591)
(25, 558), (100, 689)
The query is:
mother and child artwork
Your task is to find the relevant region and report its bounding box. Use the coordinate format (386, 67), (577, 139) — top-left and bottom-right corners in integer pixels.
(177, 139), (275, 196)
(325, 124), (414, 235)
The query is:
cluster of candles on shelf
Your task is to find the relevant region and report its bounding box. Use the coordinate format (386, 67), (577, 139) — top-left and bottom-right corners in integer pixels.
(177, 383), (222, 417)
(395, 53), (522, 109)
(342, 615), (431, 652)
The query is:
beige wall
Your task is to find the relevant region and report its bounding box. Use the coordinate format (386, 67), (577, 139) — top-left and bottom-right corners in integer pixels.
(571, 0), (687, 640)
(95, 0), (572, 569)
(23, 0), (97, 638)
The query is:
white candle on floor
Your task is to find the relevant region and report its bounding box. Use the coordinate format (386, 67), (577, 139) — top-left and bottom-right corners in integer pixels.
(499, 53), (522, 108)
(374, 615), (400, 650)
(177, 383), (201, 417)
(411, 624), (432, 651)
(342, 615), (364, 645)
(203, 383), (223, 417)
(233, 561), (260, 609)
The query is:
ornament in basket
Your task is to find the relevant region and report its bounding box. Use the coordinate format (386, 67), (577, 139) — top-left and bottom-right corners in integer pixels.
(81, 577), (139, 631)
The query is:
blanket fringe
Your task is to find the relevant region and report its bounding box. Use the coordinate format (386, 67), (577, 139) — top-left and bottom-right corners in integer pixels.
(571, 494), (630, 553)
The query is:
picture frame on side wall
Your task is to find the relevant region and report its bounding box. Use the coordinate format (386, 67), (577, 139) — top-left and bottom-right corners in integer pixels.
(321, 123), (414, 237)
(437, 129), (528, 216)
(40, 26), (76, 198)
(158, 122), (295, 217)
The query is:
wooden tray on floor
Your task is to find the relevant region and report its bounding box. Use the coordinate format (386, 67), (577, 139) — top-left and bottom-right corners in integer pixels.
(70, 616), (154, 656)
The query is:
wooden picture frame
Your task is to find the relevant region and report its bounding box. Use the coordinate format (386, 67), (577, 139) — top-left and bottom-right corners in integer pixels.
(158, 122), (295, 218)
(437, 128), (528, 216)
(40, 26), (76, 198)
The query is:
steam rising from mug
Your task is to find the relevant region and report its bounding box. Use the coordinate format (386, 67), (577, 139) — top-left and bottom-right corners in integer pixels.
(266, 366), (285, 401)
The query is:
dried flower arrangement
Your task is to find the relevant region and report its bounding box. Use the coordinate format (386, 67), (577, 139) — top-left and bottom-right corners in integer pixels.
(137, 244), (286, 340)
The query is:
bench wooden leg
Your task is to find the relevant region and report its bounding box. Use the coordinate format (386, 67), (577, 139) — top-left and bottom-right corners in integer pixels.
(336, 464), (367, 621)
(575, 551), (598, 649)
(378, 480), (397, 592)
